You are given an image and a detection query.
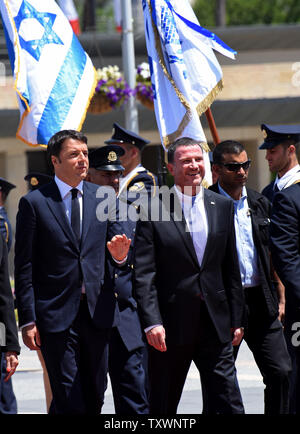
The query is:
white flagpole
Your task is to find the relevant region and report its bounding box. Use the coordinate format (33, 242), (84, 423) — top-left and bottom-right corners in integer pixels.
(121, 0), (139, 133)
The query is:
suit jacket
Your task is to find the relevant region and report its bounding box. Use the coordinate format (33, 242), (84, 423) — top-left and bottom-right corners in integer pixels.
(133, 187), (245, 345)
(270, 183), (300, 310)
(14, 180), (119, 333)
(209, 184), (279, 319)
(0, 235), (20, 355)
(261, 181), (275, 203)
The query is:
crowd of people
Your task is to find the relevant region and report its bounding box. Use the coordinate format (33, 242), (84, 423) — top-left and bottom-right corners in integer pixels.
(0, 122), (300, 414)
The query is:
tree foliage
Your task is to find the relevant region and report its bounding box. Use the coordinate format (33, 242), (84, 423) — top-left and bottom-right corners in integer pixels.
(193, 0), (300, 26)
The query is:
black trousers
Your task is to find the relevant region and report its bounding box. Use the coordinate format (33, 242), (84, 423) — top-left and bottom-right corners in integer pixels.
(108, 328), (149, 414)
(148, 301), (244, 414)
(40, 297), (110, 414)
(234, 286), (292, 414)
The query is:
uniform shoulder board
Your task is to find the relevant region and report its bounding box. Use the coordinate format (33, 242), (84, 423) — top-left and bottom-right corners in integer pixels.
(129, 182), (145, 192)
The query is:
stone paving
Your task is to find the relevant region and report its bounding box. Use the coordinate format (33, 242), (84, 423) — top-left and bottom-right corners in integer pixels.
(11, 334), (264, 414)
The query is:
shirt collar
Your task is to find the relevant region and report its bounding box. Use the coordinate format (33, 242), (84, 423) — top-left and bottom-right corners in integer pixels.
(218, 183), (247, 202)
(54, 175), (83, 199)
(174, 184), (204, 207)
(275, 164), (300, 189)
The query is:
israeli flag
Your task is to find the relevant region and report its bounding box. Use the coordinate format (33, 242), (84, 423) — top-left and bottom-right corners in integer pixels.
(0, 0), (96, 146)
(142, 0), (237, 186)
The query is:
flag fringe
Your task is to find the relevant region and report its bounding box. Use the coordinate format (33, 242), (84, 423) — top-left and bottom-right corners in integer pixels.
(77, 66), (98, 132)
(196, 78), (223, 117)
(148, 0), (211, 152)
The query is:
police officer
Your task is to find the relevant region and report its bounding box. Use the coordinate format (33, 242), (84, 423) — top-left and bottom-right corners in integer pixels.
(24, 172), (53, 191)
(87, 146), (149, 415)
(260, 124), (300, 203)
(105, 123), (157, 203)
(0, 177), (17, 414)
(260, 125), (300, 413)
(0, 178), (15, 253)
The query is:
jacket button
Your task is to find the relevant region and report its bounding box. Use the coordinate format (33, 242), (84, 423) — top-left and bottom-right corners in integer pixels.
(114, 293), (118, 298)
(114, 273), (118, 279)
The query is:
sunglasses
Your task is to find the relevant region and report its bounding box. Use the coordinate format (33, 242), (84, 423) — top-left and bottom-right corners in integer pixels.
(220, 160), (251, 172)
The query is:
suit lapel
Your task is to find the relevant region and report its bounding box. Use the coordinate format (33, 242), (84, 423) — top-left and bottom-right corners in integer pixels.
(45, 181), (79, 249)
(200, 189), (217, 268)
(81, 182), (95, 246)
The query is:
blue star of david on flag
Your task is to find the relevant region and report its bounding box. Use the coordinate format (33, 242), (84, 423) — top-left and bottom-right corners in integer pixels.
(0, 0), (97, 146)
(14, 0), (63, 61)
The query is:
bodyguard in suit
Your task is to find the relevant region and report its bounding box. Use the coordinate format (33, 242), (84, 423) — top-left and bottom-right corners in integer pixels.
(14, 130), (131, 414)
(105, 123), (157, 202)
(210, 140), (291, 414)
(87, 146), (149, 414)
(133, 137), (245, 414)
(269, 181), (300, 413)
(0, 177), (17, 414)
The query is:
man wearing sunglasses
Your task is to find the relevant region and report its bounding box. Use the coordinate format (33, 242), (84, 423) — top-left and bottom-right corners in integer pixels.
(210, 140), (291, 414)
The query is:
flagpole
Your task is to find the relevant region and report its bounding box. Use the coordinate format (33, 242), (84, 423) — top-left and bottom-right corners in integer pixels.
(121, 0), (139, 133)
(205, 107), (220, 146)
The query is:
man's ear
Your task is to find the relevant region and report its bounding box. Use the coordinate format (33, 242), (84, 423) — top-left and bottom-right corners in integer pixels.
(212, 164), (221, 175)
(167, 162), (174, 176)
(288, 144), (296, 156)
(51, 155), (58, 168)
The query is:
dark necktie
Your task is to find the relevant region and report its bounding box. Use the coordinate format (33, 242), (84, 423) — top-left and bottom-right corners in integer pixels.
(71, 188), (80, 244)
(274, 184), (279, 193)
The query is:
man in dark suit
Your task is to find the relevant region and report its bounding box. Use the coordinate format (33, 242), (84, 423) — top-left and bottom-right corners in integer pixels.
(87, 145), (149, 414)
(0, 177), (17, 414)
(105, 123), (157, 203)
(210, 140), (291, 414)
(269, 181), (300, 413)
(14, 130), (130, 414)
(133, 137), (245, 414)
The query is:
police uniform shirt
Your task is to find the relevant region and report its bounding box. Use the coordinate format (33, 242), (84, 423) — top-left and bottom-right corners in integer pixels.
(118, 165), (149, 196)
(274, 164), (300, 191)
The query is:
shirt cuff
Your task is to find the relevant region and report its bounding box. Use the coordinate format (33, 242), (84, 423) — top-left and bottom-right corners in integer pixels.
(19, 321), (35, 330)
(144, 324), (161, 334)
(113, 255), (127, 265)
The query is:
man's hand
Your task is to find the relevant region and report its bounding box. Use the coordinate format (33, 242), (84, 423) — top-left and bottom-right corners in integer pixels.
(278, 301), (285, 325)
(231, 327), (244, 346)
(22, 324), (41, 350)
(146, 325), (167, 352)
(107, 234), (131, 262)
(4, 352), (19, 382)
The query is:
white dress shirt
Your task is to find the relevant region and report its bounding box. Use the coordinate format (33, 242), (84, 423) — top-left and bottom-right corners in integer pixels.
(54, 176), (83, 235)
(118, 164), (147, 197)
(174, 185), (208, 267)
